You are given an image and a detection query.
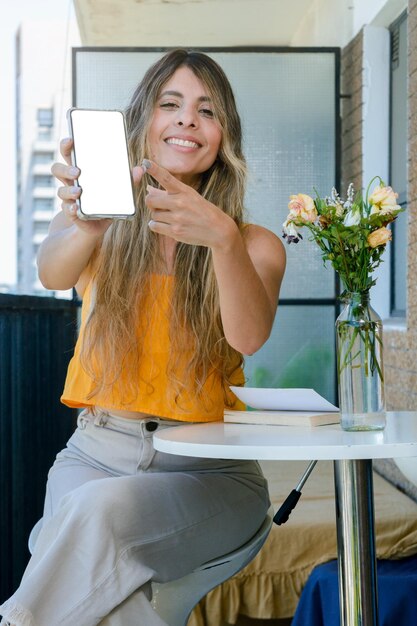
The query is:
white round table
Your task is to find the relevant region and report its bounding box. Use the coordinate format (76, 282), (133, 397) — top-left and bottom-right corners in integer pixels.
(154, 412), (417, 626)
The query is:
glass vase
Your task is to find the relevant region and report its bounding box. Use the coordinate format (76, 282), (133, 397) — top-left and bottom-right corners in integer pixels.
(336, 291), (386, 431)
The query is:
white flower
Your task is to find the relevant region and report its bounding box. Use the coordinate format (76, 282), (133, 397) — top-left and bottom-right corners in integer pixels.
(346, 183), (355, 205)
(330, 187), (341, 205)
(282, 218), (302, 244)
(343, 205), (362, 227)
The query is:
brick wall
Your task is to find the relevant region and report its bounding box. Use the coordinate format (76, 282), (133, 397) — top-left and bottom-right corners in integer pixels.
(383, 0), (417, 412)
(340, 30), (363, 195)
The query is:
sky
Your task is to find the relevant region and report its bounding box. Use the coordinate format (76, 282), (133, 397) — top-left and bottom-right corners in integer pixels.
(0, 0), (75, 286)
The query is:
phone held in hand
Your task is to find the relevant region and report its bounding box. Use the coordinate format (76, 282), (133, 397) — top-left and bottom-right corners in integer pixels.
(67, 108), (136, 220)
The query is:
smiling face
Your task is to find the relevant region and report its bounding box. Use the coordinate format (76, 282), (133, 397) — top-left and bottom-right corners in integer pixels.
(147, 66), (222, 187)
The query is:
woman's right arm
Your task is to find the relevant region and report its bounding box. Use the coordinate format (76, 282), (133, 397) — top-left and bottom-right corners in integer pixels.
(37, 138), (111, 294)
(37, 214), (105, 292)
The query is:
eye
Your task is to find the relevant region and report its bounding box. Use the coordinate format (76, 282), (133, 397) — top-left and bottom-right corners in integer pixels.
(160, 101), (179, 109)
(199, 108), (214, 118)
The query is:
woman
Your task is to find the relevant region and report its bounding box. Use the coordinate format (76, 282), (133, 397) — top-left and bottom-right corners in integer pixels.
(0, 49), (285, 626)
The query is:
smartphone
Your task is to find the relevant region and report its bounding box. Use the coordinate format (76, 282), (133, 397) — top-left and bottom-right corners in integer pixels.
(67, 108), (136, 220)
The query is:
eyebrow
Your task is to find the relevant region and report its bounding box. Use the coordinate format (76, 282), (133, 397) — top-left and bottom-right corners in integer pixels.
(159, 90), (211, 103)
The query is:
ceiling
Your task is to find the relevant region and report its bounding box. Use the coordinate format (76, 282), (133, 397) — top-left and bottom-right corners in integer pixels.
(73, 0), (316, 47)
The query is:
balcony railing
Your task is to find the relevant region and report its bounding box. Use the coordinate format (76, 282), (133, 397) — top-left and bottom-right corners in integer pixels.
(0, 293), (78, 601)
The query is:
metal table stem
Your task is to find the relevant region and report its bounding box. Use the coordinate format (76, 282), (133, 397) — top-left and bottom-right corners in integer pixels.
(334, 459), (379, 626)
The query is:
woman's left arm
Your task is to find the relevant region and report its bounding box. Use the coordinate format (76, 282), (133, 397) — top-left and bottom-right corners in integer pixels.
(144, 160), (286, 355)
(211, 222), (286, 355)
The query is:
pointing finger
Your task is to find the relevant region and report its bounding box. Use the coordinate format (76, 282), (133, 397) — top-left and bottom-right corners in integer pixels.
(132, 165), (146, 186)
(141, 159), (184, 194)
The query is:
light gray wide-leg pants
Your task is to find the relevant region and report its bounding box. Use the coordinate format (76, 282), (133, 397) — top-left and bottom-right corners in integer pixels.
(0, 409), (270, 626)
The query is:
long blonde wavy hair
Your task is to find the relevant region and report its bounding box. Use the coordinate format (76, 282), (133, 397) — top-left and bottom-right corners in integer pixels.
(81, 49), (248, 408)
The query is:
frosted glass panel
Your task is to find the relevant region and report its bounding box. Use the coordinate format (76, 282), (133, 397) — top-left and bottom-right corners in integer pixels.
(213, 53), (336, 300)
(75, 51), (163, 110)
(244, 305), (337, 405)
(74, 49), (338, 398)
(74, 49), (336, 299)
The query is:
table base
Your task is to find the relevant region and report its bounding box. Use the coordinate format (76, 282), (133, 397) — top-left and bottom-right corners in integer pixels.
(334, 459), (379, 626)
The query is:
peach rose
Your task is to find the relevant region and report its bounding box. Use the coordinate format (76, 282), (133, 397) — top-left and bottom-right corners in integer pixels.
(288, 193), (317, 223)
(367, 227), (392, 248)
(369, 185), (401, 215)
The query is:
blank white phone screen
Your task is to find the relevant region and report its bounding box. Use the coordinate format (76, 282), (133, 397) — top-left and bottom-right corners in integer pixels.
(69, 109), (136, 218)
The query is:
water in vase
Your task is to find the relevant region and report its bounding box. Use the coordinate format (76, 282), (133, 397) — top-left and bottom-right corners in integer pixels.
(336, 293), (386, 431)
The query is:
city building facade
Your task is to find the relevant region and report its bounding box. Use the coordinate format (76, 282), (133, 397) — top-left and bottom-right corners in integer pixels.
(15, 20), (79, 295)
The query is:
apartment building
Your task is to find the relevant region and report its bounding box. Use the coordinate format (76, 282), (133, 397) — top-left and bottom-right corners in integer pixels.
(15, 20), (79, 295)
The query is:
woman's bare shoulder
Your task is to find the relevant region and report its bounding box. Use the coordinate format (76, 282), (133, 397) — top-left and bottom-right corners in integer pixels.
(242, 223), (286, 259)
(241, 222), (286, 301)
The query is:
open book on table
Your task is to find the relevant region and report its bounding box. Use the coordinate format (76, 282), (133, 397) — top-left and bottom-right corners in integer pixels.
(225, 387), (340, 427)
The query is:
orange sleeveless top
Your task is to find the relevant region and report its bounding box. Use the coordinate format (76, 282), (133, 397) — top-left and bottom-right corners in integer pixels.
(61, 274), (245, 421)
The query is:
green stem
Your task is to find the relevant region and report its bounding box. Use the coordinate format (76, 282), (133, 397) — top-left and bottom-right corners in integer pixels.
(334, 229), (353, 291)
(364, 175), (383, 216)
(337, 325), (359, 375)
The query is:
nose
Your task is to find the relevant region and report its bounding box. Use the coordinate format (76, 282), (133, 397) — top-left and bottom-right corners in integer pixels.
(175, 106), (198, 128)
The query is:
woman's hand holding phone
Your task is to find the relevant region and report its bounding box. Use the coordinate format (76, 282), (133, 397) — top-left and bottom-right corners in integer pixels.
(51, 138), (112, 238)
(41, 137), (143, 292)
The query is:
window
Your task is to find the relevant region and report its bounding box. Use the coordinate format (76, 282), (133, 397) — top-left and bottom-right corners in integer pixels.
(390, 12), (407, 317)
(33, 175), (54, 188)
(33, 222), (49, 236)
(73, 47), (340, 402)
(33, 152), (54, 165)
(33, 198), (54, 212)
(37, 127), (53, 140)
(37, 108), (53, 128)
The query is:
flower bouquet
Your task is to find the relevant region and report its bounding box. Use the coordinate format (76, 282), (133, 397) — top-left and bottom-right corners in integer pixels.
(282, 178), (404, 431)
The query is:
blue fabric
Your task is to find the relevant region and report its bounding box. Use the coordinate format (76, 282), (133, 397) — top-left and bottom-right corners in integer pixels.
(291, 555), (417, 626)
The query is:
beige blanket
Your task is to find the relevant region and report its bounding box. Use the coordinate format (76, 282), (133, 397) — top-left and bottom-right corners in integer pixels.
(189, 460), (417, 625)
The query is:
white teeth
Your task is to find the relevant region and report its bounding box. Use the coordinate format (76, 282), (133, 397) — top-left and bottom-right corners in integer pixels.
(166, 138), (199, 148)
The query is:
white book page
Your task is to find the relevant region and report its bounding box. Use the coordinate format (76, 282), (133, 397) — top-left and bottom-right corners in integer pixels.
(230, 387), (338, 412)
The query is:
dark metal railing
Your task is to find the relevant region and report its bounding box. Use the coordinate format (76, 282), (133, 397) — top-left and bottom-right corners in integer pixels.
(0, 294), (78, 601)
